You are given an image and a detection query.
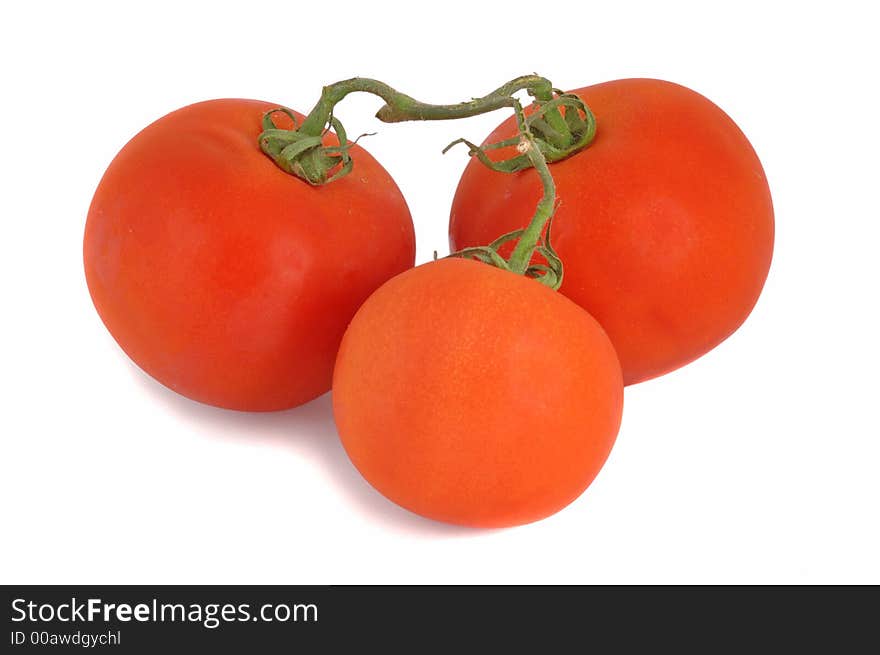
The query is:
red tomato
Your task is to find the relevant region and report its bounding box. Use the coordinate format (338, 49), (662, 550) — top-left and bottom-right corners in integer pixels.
(450, 79), (774, 384)
(84, 99), (414, 411)
(333, 258), (623, 528)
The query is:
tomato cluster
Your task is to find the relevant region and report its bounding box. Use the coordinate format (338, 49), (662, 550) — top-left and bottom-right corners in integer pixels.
(85, 78), (772, 527)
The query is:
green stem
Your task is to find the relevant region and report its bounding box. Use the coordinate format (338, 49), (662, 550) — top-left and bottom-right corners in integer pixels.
(506, 140), (557, 275)
(446, 100), (563, 290)
(261, 75), (573, 287)
(297, 76), (572, 149)
(261, 75), (595, 186)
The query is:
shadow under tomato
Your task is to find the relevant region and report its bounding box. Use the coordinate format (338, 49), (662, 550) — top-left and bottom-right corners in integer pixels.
(128, 364), (478, 538)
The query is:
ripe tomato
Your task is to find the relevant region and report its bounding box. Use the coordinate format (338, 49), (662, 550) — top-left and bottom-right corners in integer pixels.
(332, 258), (623, 528)
(84, 99), (414, 411)
(450, 79), (774, 385)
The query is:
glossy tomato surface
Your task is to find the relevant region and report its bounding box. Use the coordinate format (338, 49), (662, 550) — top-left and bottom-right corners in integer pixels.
(85, 99), (414, 410)
(450, 79), (774, 384)
(333, 258), (623, 528)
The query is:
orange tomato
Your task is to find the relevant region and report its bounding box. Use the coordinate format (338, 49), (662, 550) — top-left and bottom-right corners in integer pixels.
(450, 79), (774, 384)
(332, 258), (623, 527)
(84, 99), (414, 411)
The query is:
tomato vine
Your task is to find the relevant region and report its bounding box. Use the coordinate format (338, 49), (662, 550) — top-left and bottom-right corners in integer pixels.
(259, 75), (597, 290)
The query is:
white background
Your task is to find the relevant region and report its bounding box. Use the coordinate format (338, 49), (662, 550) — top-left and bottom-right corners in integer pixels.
(1, 1), (878, 584)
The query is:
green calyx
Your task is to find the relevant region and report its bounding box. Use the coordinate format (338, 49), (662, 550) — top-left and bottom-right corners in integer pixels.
(442, 91), (595, 175)
(259, 109), (358, 186)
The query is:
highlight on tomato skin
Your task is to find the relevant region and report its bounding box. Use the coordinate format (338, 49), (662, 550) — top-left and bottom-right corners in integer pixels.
(83, 98), (415, 411)
(332, 257), (624, 528)
(449, 78), (774, 386)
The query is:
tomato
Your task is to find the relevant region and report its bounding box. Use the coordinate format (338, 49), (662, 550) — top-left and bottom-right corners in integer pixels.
(450, 78), (774, 385)
(332, 257), (623, 528)
(84, 99), (414, 411)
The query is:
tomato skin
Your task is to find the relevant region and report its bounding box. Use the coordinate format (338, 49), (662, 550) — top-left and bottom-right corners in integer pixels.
(332, 258), (623, 528)
(450, 79), (774, 385)
(84, 99), (414, 411)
